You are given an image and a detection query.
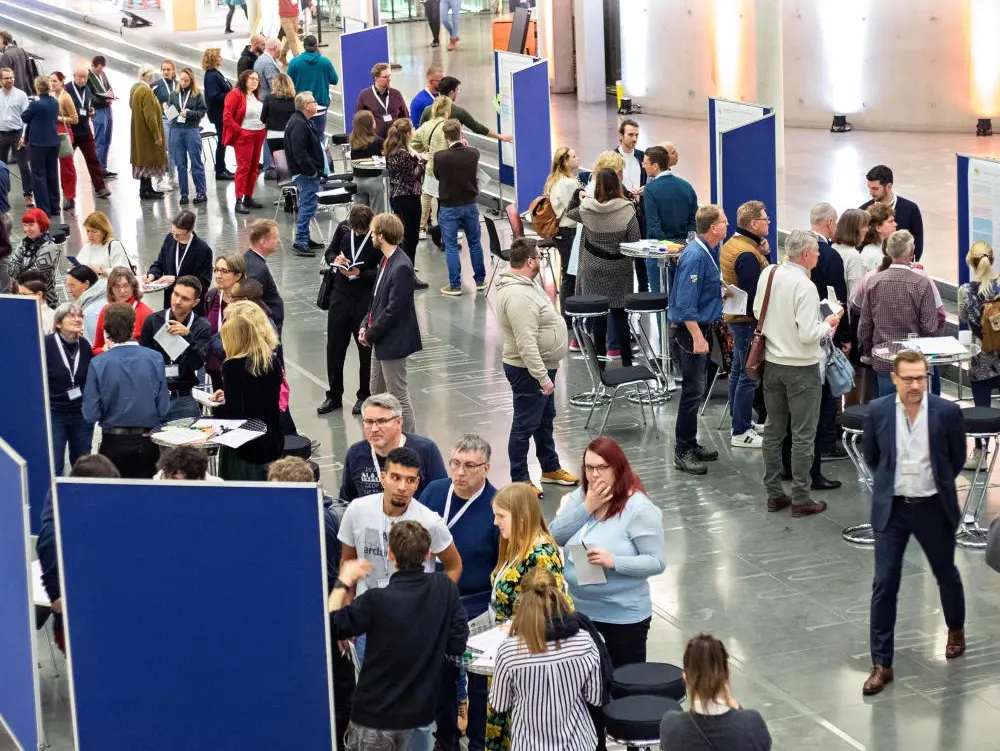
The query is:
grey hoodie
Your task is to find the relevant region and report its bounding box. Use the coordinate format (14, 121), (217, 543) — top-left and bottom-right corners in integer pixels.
(495, 269), (568, 387)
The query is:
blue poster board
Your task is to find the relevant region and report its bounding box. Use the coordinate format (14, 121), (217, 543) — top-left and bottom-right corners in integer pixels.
(511, 60), (552, 213)
(0, 438), (40, 751)
(719, 115), (779, 258)
(708, 97), (771, 205)
(55, 480), (334, 750)
(494, 50), (539, 189)
(340, 25), (389, 132)
(958, 155), (971, 287)
(0, 296), (53, 535)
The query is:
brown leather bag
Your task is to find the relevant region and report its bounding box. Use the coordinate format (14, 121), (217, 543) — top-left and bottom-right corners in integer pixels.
(745, 265), (777, 382)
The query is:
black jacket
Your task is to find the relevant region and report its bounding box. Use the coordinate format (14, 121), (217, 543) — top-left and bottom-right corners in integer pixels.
(284, 110), (324, 177)
(330, 569), (468, 730)
(139, 310), (214, 392)
(244, 249), (284, 334)
(147, 232), (214, 313)
(65, 84), (95, 140)
(433, 142), (480, 207)
(365, 248), (421, 361)
(261, 94), (295, 131)
(324, 220), (380, 298)
(861, 195), (924, 261)
(810, 234), (850, 344)
(204, 68), (232, 122)
(237, 45), (259, 76)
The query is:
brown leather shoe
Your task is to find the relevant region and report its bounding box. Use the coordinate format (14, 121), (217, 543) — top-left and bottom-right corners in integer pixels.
(791, 500), (828, 517)
(946, 629), (966, 659)
(862, 665), (894, 695)
(766, 494), (792, 512)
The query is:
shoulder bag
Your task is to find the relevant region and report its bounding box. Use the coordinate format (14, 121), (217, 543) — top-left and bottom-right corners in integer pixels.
(745, 265), (777, 382)
(825, 345), (855, 397)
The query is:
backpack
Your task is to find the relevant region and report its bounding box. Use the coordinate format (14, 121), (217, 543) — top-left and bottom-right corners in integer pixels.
(982, 295), (1000, 354)
(527, 195), (560, 239)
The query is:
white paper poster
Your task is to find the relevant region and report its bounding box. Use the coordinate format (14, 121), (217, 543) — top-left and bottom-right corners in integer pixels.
(968, 157), (1000, 274)
(713, 99), (766, 199)
(496, 51), (536, 168)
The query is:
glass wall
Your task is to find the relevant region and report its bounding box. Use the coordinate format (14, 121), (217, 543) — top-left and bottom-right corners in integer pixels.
(378, 0), (492, 22)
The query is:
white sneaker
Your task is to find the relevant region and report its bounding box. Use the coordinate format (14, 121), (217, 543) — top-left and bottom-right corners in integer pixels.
(419, 230), (427, 240)
(155, 178), (174, 192)
(964, 449), (986, 472)
(752, 422), (765, 434)
(731, 430), (764, 448)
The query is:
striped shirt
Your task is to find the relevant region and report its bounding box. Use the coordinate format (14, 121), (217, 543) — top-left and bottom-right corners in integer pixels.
(490, 630), (602, 751)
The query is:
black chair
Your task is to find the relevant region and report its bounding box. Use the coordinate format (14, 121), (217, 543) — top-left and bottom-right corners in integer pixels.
(604, 695), (680, 750)
(565, 295), (613, 409)
(624, 292), (671, 404)
(578, 327), (659, 435)
(957, 406), (1000, 548)
(482, 215), (510, 298)
(506, 203), (557, 288)
(611, 662), (685, 701)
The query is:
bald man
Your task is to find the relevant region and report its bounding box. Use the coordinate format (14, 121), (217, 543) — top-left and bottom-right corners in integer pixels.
(659, 141), (679, 169)
(63, 66), (110, 208)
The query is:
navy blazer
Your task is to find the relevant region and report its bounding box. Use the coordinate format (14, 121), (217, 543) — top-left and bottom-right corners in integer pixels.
(243, 249), (284, 334)
(22, 94), (59, 147)
(365, 248), (421, 361)
(861, 196), (924, 261)
(862, 394), (966, 532)
(811, 235), (849, 343)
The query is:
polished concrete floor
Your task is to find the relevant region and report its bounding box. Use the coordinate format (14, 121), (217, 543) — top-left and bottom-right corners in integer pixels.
(5, 19), (1000, 751)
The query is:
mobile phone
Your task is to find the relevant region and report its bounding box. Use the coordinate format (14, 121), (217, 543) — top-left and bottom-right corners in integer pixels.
(66, 256), (80, 266)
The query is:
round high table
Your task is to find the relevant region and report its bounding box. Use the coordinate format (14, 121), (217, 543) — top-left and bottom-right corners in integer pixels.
(618, 242), (683, 399)
(151, 418), (267, 478)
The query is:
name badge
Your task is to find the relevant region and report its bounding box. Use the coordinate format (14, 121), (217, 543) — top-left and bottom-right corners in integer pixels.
(165, 364), (180, 379)
(78, 106), (86, 116)
(382, 114), (392, 123)
(900, 460), (921, 477)
(66, 387), (82, 401)
(377, 577), (390, 589)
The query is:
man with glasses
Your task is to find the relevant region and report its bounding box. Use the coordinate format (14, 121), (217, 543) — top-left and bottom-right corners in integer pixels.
(753, 230), (842, 517)
(669, 205), (728, 475)
(339, 392), (447, 503)
(860, 349), (966, 695)
(410, 64), (443, 126)
(0, 66), (32, 208)
(421, 433), (498, 751)
(721, 200), (771, 449)
(419, 76), (512, 145)
(642, 144), (698, 294)
(355, 63), (409, 140)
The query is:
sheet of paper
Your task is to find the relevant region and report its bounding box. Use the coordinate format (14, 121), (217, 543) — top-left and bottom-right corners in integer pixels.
(567, 544), (607, 585)
(164, 104), (179, 120)
(192, 389), (222, 408)
(826, 285), (839, 304)
(209, 427), (264, 449)
(723, 284), (748, 315)
(153, 323), (190, 361)
(193, 419), (245, 430)
(893, 337), (969, 356)
(154, 429), (207, 446)
(467, 626), (509, 656)
(31, 559), (49, 606)
(470, 654), (495, 672)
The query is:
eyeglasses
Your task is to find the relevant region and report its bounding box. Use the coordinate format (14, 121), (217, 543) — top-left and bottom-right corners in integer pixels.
(895, 375), (927, 385)
(112, 282), (132, 290)
(584, 463), (611, 474)
(362, 416), (399, 428)
(213, 267), (233, 274)
(449, 459), (488, 472)
(754, 216), (771, 224)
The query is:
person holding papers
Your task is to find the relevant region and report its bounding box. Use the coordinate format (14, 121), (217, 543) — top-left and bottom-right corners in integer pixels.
(145, 210), (214, 312)
(318, 205), (379, 416)
(211, 301), (284, 480)
(139, 275), (213, 420)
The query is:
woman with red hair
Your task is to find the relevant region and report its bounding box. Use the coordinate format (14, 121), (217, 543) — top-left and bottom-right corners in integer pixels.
(549, 436), (665, 668)
(4, 209), (60, 307)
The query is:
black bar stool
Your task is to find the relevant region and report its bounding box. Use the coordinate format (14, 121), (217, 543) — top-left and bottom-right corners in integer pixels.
(841, 404), (875, 546)
(604, 696), (680, 750)
(957, 406), (1000, 548)
(611, 662), (685, 701)
(565, 295), (612, 408)
(624, 292), (672, 405)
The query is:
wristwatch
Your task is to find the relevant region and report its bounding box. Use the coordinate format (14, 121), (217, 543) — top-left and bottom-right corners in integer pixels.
(332, 578), (350, 591)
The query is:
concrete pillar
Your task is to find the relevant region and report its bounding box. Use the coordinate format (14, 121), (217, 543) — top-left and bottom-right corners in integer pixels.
(573, 0), (605, 103)
(162, 0), (203, 32)
(753, 0), (785, 171)
(537, 0), (575, 94)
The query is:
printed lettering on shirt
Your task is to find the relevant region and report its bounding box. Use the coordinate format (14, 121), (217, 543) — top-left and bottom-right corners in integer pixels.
(362, 527), (386, 559)
(360, 468), (381, 489)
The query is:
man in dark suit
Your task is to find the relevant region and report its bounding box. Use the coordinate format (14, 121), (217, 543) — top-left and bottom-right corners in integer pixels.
(243, 219), (285, 335)
(861, 164), (924, 261)
(861, 349), (966, 696)
(360, 213), (421, 433)
(616, 117), (649, 291)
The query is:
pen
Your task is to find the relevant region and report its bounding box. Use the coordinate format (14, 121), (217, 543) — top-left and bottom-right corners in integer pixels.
(580, 540), (587, 551)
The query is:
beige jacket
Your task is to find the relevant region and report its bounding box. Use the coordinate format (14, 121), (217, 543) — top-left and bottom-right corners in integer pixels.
(495, 270), (568, 387)
(411, 116), (449, 176)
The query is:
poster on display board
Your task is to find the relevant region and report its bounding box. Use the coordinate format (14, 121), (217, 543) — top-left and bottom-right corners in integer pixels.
(967, 157), (1000, 271)
(494, 50), (538, 184)
(708, 97), (771, 204)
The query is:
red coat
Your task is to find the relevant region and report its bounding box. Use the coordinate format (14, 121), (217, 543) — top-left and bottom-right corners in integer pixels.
(92, 299), (154, 354)
(222, 89), (258, 146)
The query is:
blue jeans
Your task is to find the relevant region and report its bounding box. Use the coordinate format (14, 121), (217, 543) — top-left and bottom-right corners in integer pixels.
(439, 203), (486, 289)
(92, 108), (112, 170)
(875, 371), (895, 398)
(406, 727), (432, 751)
(503, 364), (559, 482)
(295, 174), (321, 246)
(671, 324), (709, 455)
(162, 117), (175, 174)
(440, 0), (461, 37)
(170, 127), (207, 199)
(728, 321), (758, 435)
(645, 258), (662, 294)
(261, 140), (273, 172)
(50, 410), (94, 476)
(168, 395), (201, 422)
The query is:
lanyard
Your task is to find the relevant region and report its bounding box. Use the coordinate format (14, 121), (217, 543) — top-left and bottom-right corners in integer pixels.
(371, 85), (390, 114)
(443, 483), (485, 530)
(695, 238), (720, 274)
(71, 84), (87, 108)
(578, 516), (600, 545)
(56, 338), (80, 386)
(369, 434), (406, 479)
(899, 404), (924, 462)
(350, 230), (372, 263)
(178, 88), (190, 113)
(372, 254), (390, 302)
(175, 236), (193, 273)
(91, 72), (109, 94)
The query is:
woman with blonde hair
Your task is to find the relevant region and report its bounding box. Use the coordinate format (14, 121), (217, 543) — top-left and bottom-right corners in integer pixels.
(167, 67), (209, 205)
(384, 118), (425, 275)
(91, 267), (154, 354)
(202, 48), (234, 180)
(261, 73), (296, 166)
(490, 568), (603, 751)
(75, 211), (138, 277)
(349, 109), (386, 213)
(212, 300), (284, 480)
(486, 482), (569, 751)
(412, 95), (453, 237)
(659, 634), (771, 749)
(959, 241), (1000, 466)
(545, 146), (583, 333)
(130, 66), (168, 200)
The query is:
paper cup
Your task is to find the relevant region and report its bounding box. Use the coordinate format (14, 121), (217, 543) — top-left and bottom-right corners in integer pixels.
(959, 330), (973, 345)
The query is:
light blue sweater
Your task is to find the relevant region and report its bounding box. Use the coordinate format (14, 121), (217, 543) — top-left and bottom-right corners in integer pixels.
(549, 489), (666, 624)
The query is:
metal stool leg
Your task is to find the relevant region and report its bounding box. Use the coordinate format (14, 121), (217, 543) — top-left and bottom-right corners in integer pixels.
(625, 310), (672, 406)
(699, 367), (723, 416)
(570, 315), (612, 408)
(841, 429), (875, 545)
(957, 434), (1000, 548)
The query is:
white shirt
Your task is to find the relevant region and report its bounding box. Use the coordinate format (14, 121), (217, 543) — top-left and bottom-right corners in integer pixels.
(893, 393), (937, 497)
(76, 241), (135, 274)
(337, 493), (453, 595)
(241, 95), (264, 131)
(618, 146), (640, 191)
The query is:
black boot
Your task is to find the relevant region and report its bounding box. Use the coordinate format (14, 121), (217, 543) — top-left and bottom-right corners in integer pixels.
(234, 197), (250, 214)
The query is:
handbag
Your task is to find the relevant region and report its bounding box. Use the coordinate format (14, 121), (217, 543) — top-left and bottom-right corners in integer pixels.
(316, 266), (334, 310)
(57, 133), (73, 159)
(745, 266), (777, 381)
(825, 345), (855, 397)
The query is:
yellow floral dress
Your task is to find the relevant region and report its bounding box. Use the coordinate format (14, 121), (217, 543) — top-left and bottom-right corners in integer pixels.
(485, 542), (570, 751)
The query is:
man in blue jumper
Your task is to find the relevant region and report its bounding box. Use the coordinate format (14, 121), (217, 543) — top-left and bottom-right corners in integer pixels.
(286, 35), (339, 140)
(642, 144), (698, 294)
(421, 433), (498, 751)
(669, 205), (727, 476)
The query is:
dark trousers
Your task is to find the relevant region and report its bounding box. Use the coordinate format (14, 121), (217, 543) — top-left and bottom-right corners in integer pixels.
(593, 307), (632, 367)
(425, 0), (441, 42)
(633, 258), (649, 293)
(870, 497), (965, 667)
(587, 618), (651, 751)
(50, 409), (94, 477)
(224, 1), (248, 29)
(391, 193), (422, 267)
(434, 658), (487, 751)
(208, 113), (230, 175)
(332, 645), (355, 751)
(554, 231), (575, 329)
(503, 363), (559, 482)
(28, 144), (59, 216)
(99, 432), (159, 479)
(971, 375), (1000, 448)
(782, 380), (836, 478)
(327, 293), (372, 403)
(72, 132), (106, 191)
(670, 324), (710, 456)
(0, 129), (32, 195)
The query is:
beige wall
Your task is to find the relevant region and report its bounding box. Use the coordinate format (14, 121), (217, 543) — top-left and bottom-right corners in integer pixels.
(622, 0), (986, 133)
